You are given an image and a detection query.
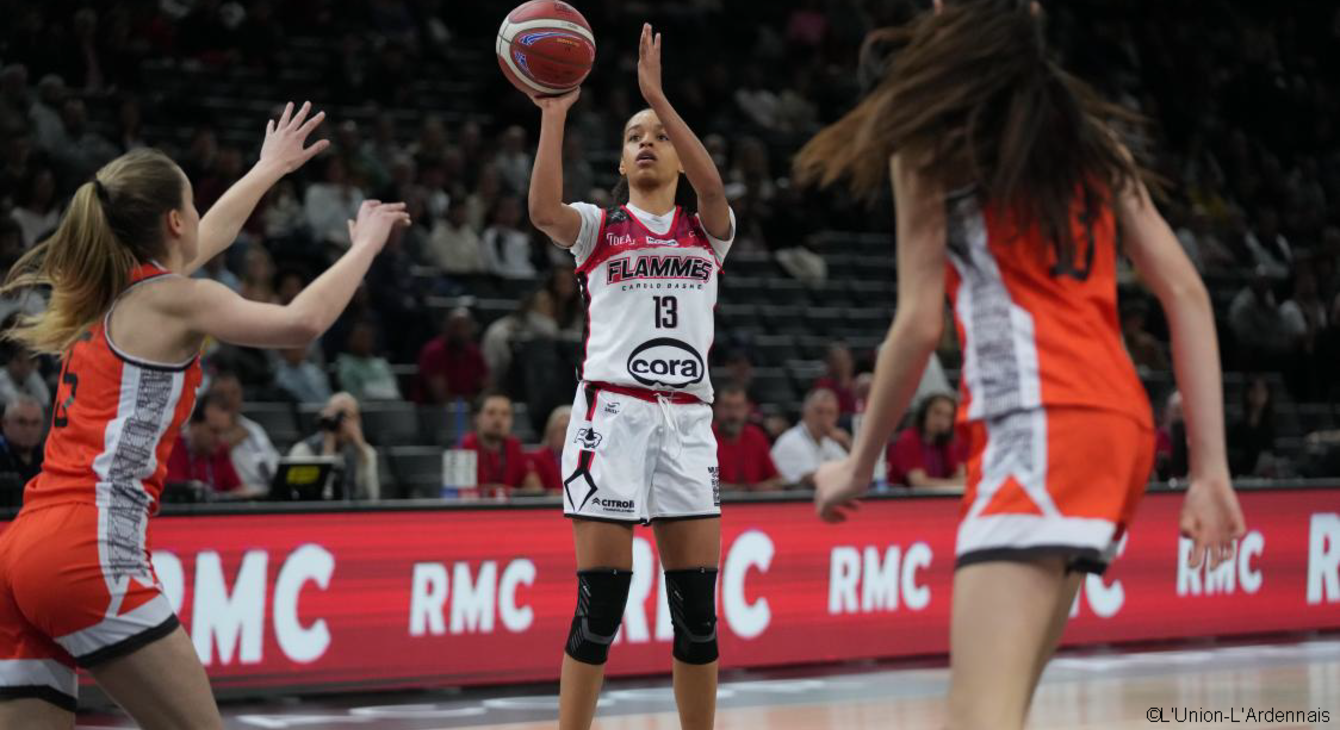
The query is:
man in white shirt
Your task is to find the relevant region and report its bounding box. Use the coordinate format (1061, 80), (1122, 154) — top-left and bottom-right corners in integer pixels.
(0, 346), (49, 409)
(771, 388), (851, 487)
(209, 372), (280, 491)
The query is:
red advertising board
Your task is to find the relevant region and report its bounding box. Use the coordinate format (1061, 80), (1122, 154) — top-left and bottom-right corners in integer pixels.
(3, 489), (1338, 693)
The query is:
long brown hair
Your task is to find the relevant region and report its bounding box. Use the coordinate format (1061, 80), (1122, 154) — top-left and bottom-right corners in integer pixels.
(794, 0), (1153, 257)
(2, 148), (184, 355)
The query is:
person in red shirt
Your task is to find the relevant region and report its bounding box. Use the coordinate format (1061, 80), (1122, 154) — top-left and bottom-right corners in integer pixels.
(713, 384), (781, 491)
(812, 342), (858, 416)
(167, 394), (246, 496)
(529, 405), (571, 494)
(887, 393), (966, 488)
(415, 306), (491, 404)
(459, 391), (540, 497)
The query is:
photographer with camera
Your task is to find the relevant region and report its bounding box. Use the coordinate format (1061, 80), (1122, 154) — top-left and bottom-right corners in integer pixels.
(287, 391), (381, 500)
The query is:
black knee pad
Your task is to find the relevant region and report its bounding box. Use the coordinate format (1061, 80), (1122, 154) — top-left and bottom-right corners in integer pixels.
(565, 568), (632, 665)
(665, 568), (719, 665)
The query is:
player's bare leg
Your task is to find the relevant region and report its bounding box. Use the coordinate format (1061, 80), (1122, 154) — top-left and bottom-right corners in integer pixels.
(654, 517), (722, 730)
(1026, 571), (1083, 701)
(946, 557), (1070, 730)
(88, 626), (223, 730)
(0, 698), (74, 730)
(559, 519), (634, 730)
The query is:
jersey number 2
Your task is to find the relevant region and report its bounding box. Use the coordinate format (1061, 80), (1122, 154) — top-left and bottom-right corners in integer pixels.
(654, 296), (678, 329)
(1050, 208), (1097, 282)
(53, 370), (78, 429)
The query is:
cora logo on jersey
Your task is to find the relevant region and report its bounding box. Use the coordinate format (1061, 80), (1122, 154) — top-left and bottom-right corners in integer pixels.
(627, 338), (704, 388)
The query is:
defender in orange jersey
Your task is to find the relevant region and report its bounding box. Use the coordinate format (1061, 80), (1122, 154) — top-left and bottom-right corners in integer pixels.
(797, 2), (1245, 730)
(0, 102), (409, 730)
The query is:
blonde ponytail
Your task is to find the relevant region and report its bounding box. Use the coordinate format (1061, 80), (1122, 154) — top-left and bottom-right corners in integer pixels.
(1, 148), (185, 355)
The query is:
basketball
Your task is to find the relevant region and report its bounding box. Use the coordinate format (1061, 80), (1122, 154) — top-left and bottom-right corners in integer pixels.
(496, 1), (596, 97)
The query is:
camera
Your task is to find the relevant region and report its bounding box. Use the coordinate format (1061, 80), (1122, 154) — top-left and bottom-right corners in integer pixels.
(318, 411), (345, 432)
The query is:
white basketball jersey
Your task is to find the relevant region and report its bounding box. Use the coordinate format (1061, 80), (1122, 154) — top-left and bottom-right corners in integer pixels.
(568, 202), (735, 403)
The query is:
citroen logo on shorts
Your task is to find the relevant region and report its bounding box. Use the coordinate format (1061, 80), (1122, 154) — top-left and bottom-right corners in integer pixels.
(627, 338), (704, 388)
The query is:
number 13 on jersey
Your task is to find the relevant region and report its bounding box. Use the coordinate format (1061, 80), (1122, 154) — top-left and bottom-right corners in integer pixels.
(654, 296), (678, 328)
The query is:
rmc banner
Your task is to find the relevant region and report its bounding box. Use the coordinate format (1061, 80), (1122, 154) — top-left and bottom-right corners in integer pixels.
(3, 489), (1336, 693)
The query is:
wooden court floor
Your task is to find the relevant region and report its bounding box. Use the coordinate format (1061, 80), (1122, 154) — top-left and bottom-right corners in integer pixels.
(75, 637), (1339, 729)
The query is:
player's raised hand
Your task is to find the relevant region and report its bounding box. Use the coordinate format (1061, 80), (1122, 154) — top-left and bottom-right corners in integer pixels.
(637, 23), (665, 105)
(347, 200), (411, 254)
(532, 87), (581, 114)
(259, 101), (330, 176)
(814, 458), (866, 524)
(1179, 471), (1246, 571)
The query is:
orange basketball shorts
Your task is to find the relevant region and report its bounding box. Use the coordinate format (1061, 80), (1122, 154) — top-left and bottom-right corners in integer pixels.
(955, 406), (1156, 574)
(0, 502), (177, 710)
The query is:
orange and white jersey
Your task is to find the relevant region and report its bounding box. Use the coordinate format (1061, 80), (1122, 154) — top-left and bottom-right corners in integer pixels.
(24, 262), (203, 515)
(944, 189), (1152, 430)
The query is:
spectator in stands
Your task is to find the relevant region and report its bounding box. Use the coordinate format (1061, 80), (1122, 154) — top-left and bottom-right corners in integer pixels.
(424, 201), (484, 274)
(239, 246), (279, 303)
(409, 116), (450, 168)
(288, 392), (380, 500)
(545, 264), (584, 337)
(28, 75), (66, 153)
(714, 384), (782, 492)
(1155, 391), (1189, 480)
(813, 342), (858, 416)
(482, 290), (558, 387)
(494, 125), (532, 195)
(0, 343), (49, 408)
(194, 253), (241, 291)
(0, 130), (41, 208)
(723, 348), (764, 413)
(460, 392), (541, 497)
(0, 395), (45, 484)
(274, 346), (332, 404)
(562, 132), (595, 204)
(336, 320), (403, 401)
(1282, 265), (1329, 399)
(194, 144), (243, 211)
(304, 154), (365, 250)
(1174, 203), (1238, 273)
(1229, 268), (1293, 366)
(416, 307), (490, 404)
(1121, 299), (1170, 371)
(1229, 376), (1277, 477)
(465, 164), (503, 231)
(1300, 428), (1340, 479)
(115, 97), (146, 152)
(481, 195), (537, 279)
(528, 405), (570, 494)
(262, 179), (306, 241)
(209, 372), (281, 489)
(166, 394), (258, 498)
(9, 166), (58, 247)
(771, 388), (850, 487)
(0, 63), (30, 132)
(887, 394), (966, 488)
(1243, 206), (1293, 279)
(53, 98), (117, 187)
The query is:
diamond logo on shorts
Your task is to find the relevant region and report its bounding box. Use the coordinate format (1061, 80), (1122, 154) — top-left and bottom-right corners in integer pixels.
(574, 428), (603, 450)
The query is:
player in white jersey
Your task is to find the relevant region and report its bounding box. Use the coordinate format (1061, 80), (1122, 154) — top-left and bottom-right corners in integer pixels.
(529, 24), (734, 730)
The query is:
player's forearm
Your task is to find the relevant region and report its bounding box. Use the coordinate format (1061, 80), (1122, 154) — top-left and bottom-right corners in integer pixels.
(1163, 282), (1230, 479)
(646, 96), (725, 203)
(850, 314), (940, 475)
(528, 110), (568, 226)
(190, 162), (283, 274)
(286, 243), (379, 340)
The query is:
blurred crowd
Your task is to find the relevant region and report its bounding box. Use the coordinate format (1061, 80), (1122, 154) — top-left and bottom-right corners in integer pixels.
(1, 0), (1339, 501)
